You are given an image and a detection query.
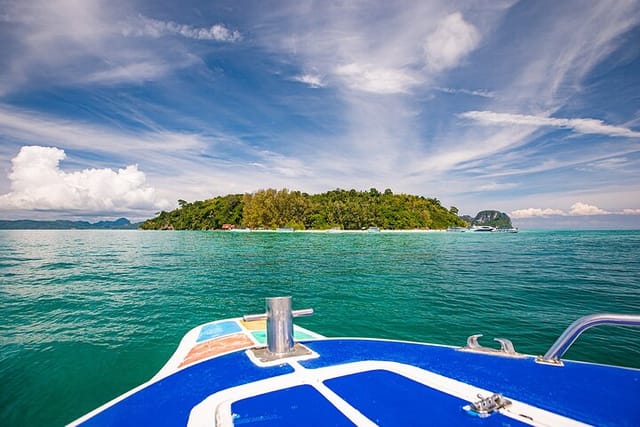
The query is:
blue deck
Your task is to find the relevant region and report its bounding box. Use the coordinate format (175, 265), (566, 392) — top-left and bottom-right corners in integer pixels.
(232, 385), (356, 426)
(77, 338), (640, 426)
(78, 351), (293, 426)
(326, 369), (530, 426)
(303, 339), (640, 426)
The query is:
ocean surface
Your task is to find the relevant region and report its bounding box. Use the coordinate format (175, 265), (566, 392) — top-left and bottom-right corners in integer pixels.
(1, 229), (639, 425)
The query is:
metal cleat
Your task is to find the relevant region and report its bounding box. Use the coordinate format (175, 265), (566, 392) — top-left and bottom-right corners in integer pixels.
(494, 338), (516, 355)
(243, 296), (313, 357)
(461, 334), (523, 357)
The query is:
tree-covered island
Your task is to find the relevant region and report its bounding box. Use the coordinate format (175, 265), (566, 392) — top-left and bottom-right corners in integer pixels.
(140, 188), (468, 230)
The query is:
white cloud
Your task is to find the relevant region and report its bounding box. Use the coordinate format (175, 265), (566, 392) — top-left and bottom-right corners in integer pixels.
(424, 12), (480, 72)
(477, 182), (518, 191)
(511, 208), (565, 218)
(461, 111), (640, 137)
(579, 157), (630, 171)
(511, 202), (615, 218)
(252, 150), (313, 178)
(124, 16), (241, 42)
(0, 146), (170, 212)
(334, 63), (420, 94)
(85, 61), (172, 84)
(292, 74), (325, 88)
(621, 209), (640, 215)
(435, 87), (495, 98)
(568, 202), (609, 216)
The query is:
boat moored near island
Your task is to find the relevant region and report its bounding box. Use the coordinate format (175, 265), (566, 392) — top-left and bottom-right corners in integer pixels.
(495, 226), (519, 233)
(470, 225), (496, 232)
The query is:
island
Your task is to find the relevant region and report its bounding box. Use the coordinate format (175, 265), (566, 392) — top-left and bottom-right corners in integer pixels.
(140, 188), (468, 231)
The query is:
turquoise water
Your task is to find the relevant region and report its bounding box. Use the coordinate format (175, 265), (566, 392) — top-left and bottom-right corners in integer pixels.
(1, 229), (639, 425)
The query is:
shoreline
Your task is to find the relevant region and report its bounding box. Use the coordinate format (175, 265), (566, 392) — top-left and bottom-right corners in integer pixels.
(225, 228), (449, 233)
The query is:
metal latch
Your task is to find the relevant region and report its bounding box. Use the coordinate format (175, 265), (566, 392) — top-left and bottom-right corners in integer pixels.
(463, 393), (511, 417)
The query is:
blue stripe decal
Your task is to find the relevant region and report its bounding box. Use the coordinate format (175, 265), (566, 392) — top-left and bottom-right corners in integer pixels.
(231, 385), (356, 426)
(325, 369), (530, 426)
(196, 321), (242, 342)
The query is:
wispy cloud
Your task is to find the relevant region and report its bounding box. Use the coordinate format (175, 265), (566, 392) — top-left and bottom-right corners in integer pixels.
(123, 16), (241, 42)
(461, 111), (640, 137)
(251, 150), (313, 178)
(493, 1), (640, 112)
(334, 63), (421, 94)
(435, 87), (495, 98)
(577, 157), (631, 172)
(0, 0), (240, 92)
(84, 61), (173, 84)
(292, 74), (326, 88)
(0, 105), (205, 155)
(477, 182), (518, 191)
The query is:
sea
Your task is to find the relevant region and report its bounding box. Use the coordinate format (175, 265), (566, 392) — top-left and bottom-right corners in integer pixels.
(1, 229), (639, 426)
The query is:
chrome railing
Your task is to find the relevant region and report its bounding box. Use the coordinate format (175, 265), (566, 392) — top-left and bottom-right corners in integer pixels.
(537, 313), (640, 365)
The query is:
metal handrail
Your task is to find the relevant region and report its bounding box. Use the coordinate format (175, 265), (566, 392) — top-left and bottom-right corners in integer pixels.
(538, 313), (640, 365)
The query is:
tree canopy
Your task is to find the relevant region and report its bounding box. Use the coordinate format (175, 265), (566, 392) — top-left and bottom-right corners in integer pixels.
(140, 188), (467, 230)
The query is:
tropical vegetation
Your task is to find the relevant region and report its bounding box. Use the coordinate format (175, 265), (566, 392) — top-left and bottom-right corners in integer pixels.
(139, 188), (467, 230)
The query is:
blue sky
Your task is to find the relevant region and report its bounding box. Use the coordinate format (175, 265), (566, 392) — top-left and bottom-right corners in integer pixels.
(0, 0), (639, 227)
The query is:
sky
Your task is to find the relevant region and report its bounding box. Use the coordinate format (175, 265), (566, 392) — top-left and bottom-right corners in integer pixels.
(0, 0), (639, 228)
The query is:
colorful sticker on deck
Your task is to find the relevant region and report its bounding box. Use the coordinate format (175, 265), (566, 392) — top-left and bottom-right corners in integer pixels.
(196, 321), (242, 342)
(251, 329), (317, 345)
(181, 333), (254, 367)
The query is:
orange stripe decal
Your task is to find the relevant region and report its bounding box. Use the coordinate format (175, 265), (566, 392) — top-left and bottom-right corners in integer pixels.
(180, 333), (254, 367)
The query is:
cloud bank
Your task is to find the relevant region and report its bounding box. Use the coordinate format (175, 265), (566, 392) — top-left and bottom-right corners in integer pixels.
(511, 202), (640, 218)
(0, 146), (169, 212)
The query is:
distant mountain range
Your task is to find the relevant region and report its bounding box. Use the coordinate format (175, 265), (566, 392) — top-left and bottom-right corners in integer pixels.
(0, 218), (140, 230)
